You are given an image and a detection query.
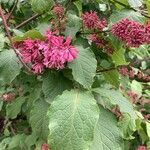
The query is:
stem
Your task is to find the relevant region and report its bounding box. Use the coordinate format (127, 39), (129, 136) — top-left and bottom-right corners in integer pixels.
(96, 67), (117, 73)
(7, 0), (19, 21)
(15, 13), (41, 29)
(0, 5), (32, 74)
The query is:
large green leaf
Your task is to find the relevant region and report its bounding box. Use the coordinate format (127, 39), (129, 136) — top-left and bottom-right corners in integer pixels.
(30, 0), (54, 14)
(68, 46), (97, 89)
(112, 49), (129, 66)
(0, 50), (22, 84)
(93, 88), (137, 119)
(146, 0), (150, 16)
(29, 99), (49, 140)
(109, 9), (145, 25)
(48, 90), (99, 150)
(42, 71), (73, 103)
(118, 114), (136, 139)
(12, 30), (45, 42)
(90, 106), (124, 150)
(65, 13), (82, 38)
(103, 70), (120, 88)
(93, 88), (137, 139)
(8, 134), (27, 150)
(6, 97), (26, 119)
(0, 33), (6, 51)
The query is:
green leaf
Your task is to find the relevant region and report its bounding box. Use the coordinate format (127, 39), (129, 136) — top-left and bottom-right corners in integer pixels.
(131, 80), (142, 97)
(93, 88), (137, 139)
(103, 70), (120, 88)
(25, 132), (38, 149)
(0, 101), (3, 111)
(73, 1), (83, 16)
(42, 71), (73, 103)
(93, 88), (137, 119)
(128, 0), (143, 8)
(6, 97), (25, 119)
(68, 46), (97, 89)
(146, 122), (150, 138)
(29, 99), (49, 140)
(112, 48), (128, 66)
(48, 90), (99, 150)
(109, 10), (145, 25)
(146, 0), (150, 16)
(12, 30), (45, 42)
(0, 50), (22, 84)
(0, 33), (6, 51)
(90, 106), (124, 150)
(8, 134), (27, 149)
(0, 138), (11, 150)
(65, 13), (82, 38)
(118, 114), (136, 139)
(31, 0), (54, 14)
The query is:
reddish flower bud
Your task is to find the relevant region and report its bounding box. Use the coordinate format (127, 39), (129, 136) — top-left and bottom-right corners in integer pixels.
(2, 93), (16, 102)
(41, 143), (50, 150)
(53, 4), (65, 18)
(137, 146), (147, 150)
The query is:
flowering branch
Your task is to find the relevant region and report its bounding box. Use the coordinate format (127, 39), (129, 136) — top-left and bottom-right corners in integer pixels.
(96, 67), (117, 73)
(0, 5), (32, 74)
(7, 0), (19, 21)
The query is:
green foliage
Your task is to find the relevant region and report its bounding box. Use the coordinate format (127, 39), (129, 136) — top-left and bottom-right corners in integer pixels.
(0, 0), (150, 149)
(6, 97), (26, 119)
(90, 106), (124, 150)
(68, 45), (97, 89)
(29, 99), (49, 140)
(42, 71), (73, 103)
(30, 0), (54, 14)
(48, 90), (99, 150)
(0, 50), (22, 84)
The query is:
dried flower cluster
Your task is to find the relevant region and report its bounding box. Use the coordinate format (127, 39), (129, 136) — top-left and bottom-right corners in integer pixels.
(137, 146), (147, 150)
(15, 30), (78, 74)
(82, 11), (107, 30)
(53, 4), (65, 19)
(119, 66), (150, 82)
(2, 92), (16, 102)
(51, 4), (67, 33)
(112, 18), (150, 47)
(90, 34), (114, 54)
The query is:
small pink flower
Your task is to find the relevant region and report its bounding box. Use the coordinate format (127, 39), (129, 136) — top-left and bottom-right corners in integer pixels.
(32, 63), (44, 74)
(119, 67), (129, 76)
(82, 11), (99, 29)
(53, 4), (65, 18)
(137, 146), (147, 150)
(97, 18), (107, 30)
(145, 24), (150, 44)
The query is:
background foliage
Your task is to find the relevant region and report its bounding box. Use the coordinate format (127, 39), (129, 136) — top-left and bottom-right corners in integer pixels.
(0, 0), (150, 150)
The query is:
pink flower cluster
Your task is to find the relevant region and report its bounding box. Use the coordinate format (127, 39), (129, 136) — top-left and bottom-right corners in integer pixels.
(90, 34), (114, 55)
(112, 18), (150, 47)
(82, 11), (107, 30)
(137, 146), (147, 150)
(53, 4), (65, 18)
(15, 30), (78, 74)
(119, 66), (150, 82)
(127, 90), (139, 104)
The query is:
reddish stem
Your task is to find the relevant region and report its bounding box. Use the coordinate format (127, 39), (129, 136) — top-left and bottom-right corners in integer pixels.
(0, 5), (32, 74)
